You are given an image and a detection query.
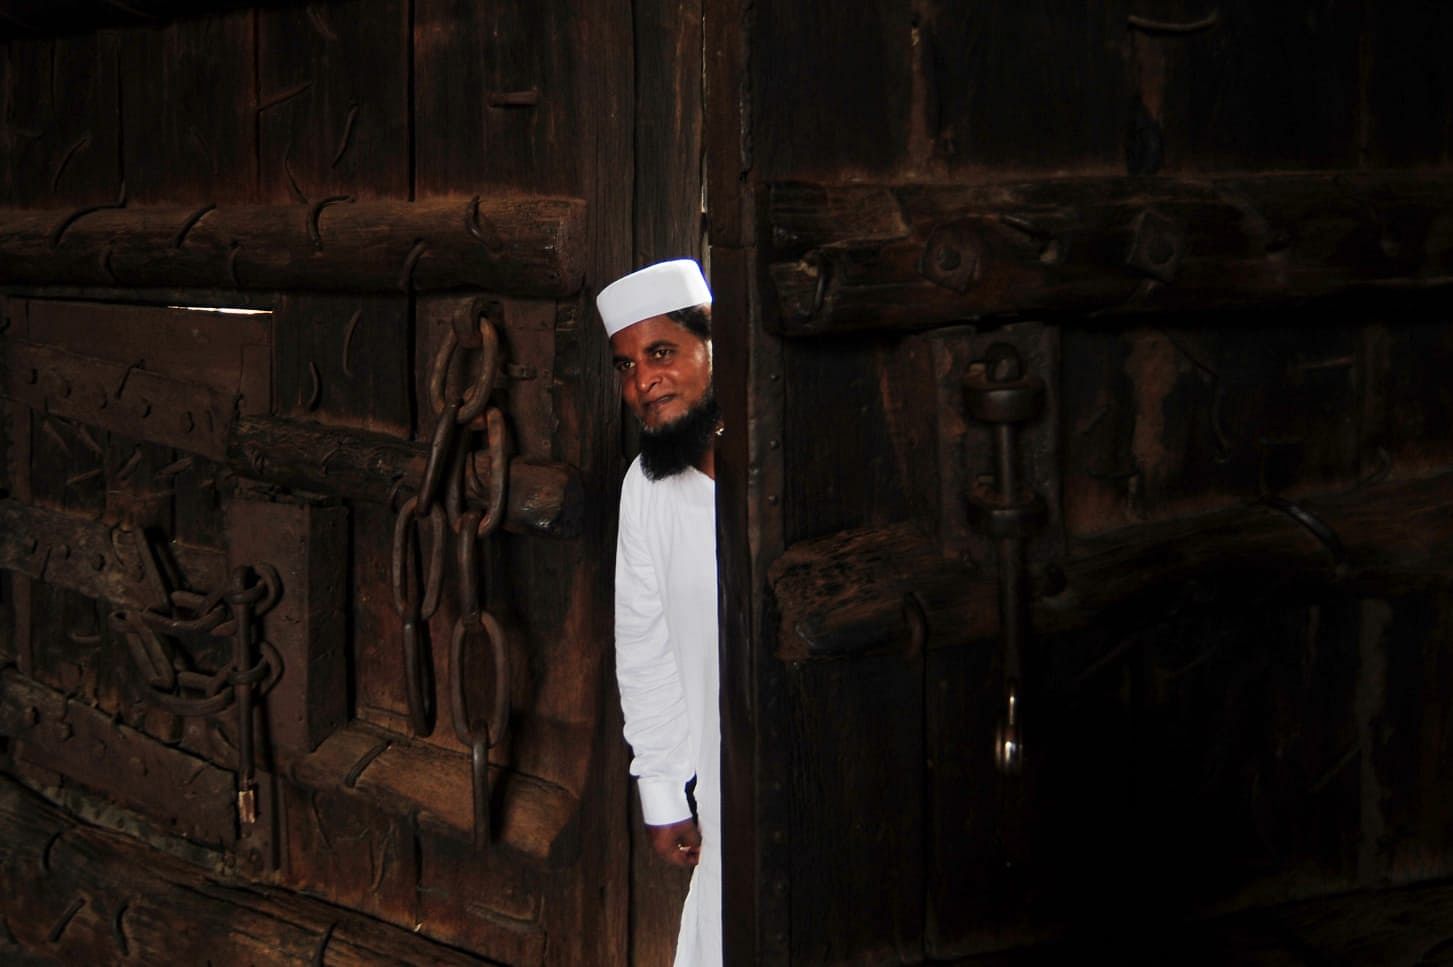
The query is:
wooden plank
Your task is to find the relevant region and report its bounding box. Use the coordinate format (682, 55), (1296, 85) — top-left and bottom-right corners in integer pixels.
(0, 669), (237, 847)
(277, 778), (421, 938)
(119, 10), (257, 205)
(1362, 3), (1453, 167)
(633, 0), (703, 264)
(416, 826), (549, 966)
(272, 293), (409, 434)
(769, 471), (1453, 660)
(0, 31), (120, 206)
(414, 0), (582, 196)
(0, 339), (233, 460)
(0, 1), (297, 35)
(22, 299), (271, 414)
(711, 240), (790, 963)
(0, 196), (586, 295)
(1059, 321), (1365, 537)
(751, 0), (910, 180)
(924, 2), (1127, 173)
(290, 722), (580, 865)
(0, 774), (489, 966)
(228, 416), (583, 538)
(1163, 0), (1362, 172)
(787, 657), (924, 963)
(256, 0), (409, 203)
(766, 174), (1453, 334)
(225, 491), (348, 759)
(0, 497), (226, 605)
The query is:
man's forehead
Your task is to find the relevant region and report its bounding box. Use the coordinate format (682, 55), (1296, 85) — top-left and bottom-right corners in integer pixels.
(610, 315), (703, 353)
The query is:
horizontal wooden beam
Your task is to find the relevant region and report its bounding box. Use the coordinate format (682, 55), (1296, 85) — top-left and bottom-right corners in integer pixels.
(770, 471), (1453, 660)
(0, 670), (238, 847)
(0, 1), (298, 35)
(0, 342), (583, 539)
(290, 722), (580, 866)
(768, 172), (1453, 334)
(0, 774), (485, 966)
(0, 195), (584, 296)
(230, 416), (584, 539)
(0, 498), (226, 606)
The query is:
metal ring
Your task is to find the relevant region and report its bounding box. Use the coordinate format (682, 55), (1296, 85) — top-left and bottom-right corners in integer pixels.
(402, 618), (434, 737)
(390, 496), (420, 615)
(456, 510), (483, 609)
(427, 328), (460, 416)
(448, 610), (511, 750)
(479, 609), (510, 747)
(418, 402), (461, 516)
(475, 408), (510, 539)
(469, 739), (491, 848)
(456, 317), (500, 425)
(419, 505), (448, 621)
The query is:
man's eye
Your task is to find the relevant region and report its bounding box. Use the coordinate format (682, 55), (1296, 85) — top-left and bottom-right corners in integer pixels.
(652, 348), (673, 360)
(614, 360), (632, 373)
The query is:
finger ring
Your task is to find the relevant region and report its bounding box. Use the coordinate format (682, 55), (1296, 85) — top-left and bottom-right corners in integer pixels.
(676, 844), (692, 852)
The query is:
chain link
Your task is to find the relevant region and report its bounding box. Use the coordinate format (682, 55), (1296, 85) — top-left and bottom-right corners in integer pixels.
(109, 562), (284, 812)
(392, 308), (508, 754)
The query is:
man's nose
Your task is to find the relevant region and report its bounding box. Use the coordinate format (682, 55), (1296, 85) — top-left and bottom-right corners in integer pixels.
(633, 365), (659, 394)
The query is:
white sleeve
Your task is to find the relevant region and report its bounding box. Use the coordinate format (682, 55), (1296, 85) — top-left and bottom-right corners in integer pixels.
(614, 475), (695, 826)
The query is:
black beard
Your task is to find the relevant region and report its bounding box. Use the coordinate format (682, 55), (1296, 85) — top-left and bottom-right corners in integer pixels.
(639, 389), (720, 481)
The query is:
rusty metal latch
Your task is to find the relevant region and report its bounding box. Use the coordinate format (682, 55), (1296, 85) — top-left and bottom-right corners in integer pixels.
(964, 343), (1046, 775)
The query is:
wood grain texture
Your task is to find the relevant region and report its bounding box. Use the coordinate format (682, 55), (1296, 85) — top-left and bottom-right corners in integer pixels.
(770, 470), (1453, 660)
(257, 0), (409, 203)
(119, 11), (257, 204)
(0, 773), (492, 966)
(0, 196), (586, 294)
(768, 174), (1453, 335)
(633, 0), (704, 265)
(0, 31), (120, 206)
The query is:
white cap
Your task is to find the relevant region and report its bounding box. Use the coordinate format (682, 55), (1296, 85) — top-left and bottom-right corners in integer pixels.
(597, 259), (712, 338)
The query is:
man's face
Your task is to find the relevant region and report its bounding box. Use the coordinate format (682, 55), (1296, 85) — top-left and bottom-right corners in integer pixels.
(610, 315), (712, 431)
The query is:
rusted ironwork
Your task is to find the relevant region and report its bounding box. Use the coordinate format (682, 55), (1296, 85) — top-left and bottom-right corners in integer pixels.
(387, 303), (516, 846)
(391, 496), (445, 736)
(109, 562), (282, 722)
(391, 305), (513, 750)
(964, 343), (1046, 776)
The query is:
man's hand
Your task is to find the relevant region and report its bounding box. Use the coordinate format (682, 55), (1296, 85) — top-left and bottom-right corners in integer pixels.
(647, 818), (701, 868)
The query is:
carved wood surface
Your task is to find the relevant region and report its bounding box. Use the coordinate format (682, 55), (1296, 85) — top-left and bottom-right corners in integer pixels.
(0, 773), (492, 966)
(767, 174), (1453, 334)
(770, 471), (1453, 660)
(290, 722), (580, 866)
(229, 417), (583, 539)
(0, 196), (584, 295)
(0, 670), (239, 849)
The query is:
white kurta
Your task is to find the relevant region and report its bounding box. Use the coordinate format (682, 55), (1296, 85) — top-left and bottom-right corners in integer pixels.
(614, 455), (721, 967)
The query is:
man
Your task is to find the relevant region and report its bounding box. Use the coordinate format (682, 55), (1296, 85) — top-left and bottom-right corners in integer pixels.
(598, 259), (721, 966)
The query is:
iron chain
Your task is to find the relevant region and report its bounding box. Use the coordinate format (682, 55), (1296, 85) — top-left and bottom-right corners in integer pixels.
(391, 305), (513, 849)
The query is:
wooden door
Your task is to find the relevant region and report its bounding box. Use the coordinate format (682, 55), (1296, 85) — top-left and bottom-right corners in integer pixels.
(710, 1), (1453, 962)
(0, 1), (703, 963)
